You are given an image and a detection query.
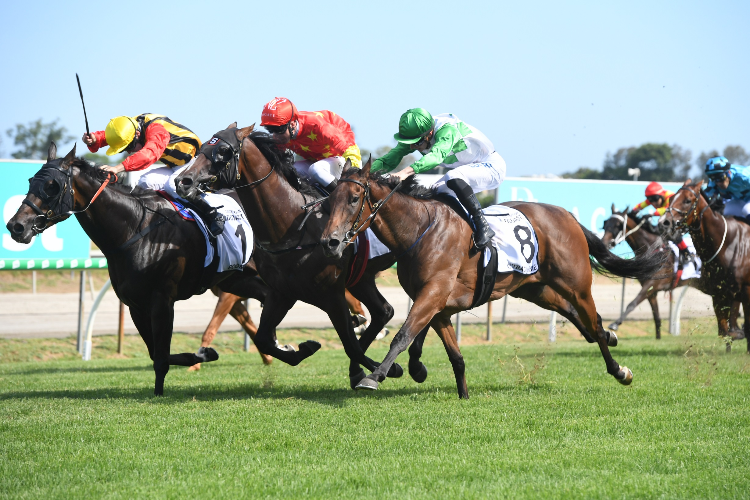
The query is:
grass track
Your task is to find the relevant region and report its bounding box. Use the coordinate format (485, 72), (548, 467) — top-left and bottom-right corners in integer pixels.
(1, 328), (749, 499)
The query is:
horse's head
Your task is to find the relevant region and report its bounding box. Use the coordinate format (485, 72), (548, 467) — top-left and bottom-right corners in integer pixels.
(600, 203), (631, 249)
(6, 142), (79, 244)
(321, 158), (373, 259)
(659, 179), (704, 238)
(175, 122), (254, 200)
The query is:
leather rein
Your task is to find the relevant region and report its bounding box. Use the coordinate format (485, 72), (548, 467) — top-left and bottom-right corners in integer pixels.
(665, 187), (727, 264)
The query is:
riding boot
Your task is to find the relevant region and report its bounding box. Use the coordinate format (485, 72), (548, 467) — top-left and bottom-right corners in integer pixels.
(446, 178), (495, 250)
(191, 197), (225, 238)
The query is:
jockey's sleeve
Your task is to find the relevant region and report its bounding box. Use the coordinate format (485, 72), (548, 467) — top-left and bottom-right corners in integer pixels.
(633, 200), (650, 212)
(409, 124), (460, 174)
(317, 120), (361, 168)
(121, 122), (171, 172)
(342, 144), (362, 169)
(653, 206), (667, 216)
(371, 142), (411, 172)
(87, 131), (108, 153)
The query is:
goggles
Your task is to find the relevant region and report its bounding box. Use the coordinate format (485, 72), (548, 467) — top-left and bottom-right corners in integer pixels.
(646, 195), (663, 203)
(708, 172), (728, 182)
(265, 124), (289, 135)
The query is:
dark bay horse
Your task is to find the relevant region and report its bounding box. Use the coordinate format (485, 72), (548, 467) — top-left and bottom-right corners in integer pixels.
(320, 163), (667, 398)
(6, 143), (270, 395)
(174, 125), (400, 387)
(661, 180), (750, 350)
(601, 206), (699, 338)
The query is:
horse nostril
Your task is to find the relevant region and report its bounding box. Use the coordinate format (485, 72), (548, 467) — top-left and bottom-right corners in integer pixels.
(12, 223), (24, 235)
(180, 177), (193, 187)
(328, 238), (340, 248)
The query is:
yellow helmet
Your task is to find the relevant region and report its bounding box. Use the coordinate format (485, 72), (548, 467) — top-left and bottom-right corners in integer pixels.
(104, 116), (138, 155)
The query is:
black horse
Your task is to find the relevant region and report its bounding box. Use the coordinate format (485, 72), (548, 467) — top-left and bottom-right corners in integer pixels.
(6, 143), (269, 395)
(174, 125), (401, 388)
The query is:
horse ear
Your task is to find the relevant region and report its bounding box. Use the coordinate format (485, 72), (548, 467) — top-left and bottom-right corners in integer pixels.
(362, 155), (372, 177)
(683, 178), (692, 186)
(236, 124), (254, 141)
(227, 121), (238, 130)
(61, 144), (76, 168)
(695, 179), (704, 190)
(611, 203), (616, 213)
(47, 142), (57, 162)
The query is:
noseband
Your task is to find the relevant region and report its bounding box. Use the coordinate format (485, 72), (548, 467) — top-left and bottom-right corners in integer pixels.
(666, 187), (727, 263)
(199, 132), (274, 191)
(338, 177), (402, 245)
(607, 213), (647, 246)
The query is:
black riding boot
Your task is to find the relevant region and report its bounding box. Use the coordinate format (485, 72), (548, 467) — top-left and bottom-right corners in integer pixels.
(446, 178), (495, 250)
(323, 179), (338, 194)
(191, 197), (225, 238)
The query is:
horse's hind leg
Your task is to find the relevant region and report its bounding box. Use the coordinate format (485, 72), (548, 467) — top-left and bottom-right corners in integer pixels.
(511, 284), (597, 343)
(253, 291), (321, 366)
(728, 300), (744, 340)
(407, 326), (430, 383)
(150, 292), (175, 396)
(608, 280), (657, 333)
(430, 314), (468, 399)
(130, 305), (155, 360)
(189, 289), (239, 371)
(227, 299), (273, 365)
(554, 282), (633, 385)
(646, 293), (662, 339)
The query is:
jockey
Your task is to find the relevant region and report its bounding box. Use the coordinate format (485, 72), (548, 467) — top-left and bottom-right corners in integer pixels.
(371, 108), (506, 250)
(82, 113), (225, 237)
(630, 181), (691, 266)
(260, 97), (362, 193)
(703, 156), (750, 224)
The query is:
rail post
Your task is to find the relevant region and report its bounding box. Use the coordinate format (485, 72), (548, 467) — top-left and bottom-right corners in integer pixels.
(486, 302), (492, 341)
(501, 295), (508, 323)
(77, 271), (85, 353)
(670, 286), (690, 335)
(244, 299), (251, 352)
(549, 312), (557, 342)
(117, 302), (125, 354)
(620, 278), (626, 318)
(456, 312), (462, 344)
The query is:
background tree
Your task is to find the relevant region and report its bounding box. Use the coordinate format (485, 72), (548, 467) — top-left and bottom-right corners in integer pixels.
(6, 119), (74, 160)
(563, 143), (691, 181)
(696, 145), (749, 171)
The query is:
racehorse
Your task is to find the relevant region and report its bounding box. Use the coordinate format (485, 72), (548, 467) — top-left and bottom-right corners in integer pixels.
(601, 206), (701, 339)
(320, 162), (667, 398)
(6, 143), (273, 395)
(174, 125), (400, 387)
(661, 180), (750, 350)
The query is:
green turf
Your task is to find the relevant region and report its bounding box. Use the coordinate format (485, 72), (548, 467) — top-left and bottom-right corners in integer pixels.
(1, 329), (748, 499)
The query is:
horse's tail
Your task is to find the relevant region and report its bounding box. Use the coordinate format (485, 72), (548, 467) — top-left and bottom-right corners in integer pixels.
(579, 222), (667, 280)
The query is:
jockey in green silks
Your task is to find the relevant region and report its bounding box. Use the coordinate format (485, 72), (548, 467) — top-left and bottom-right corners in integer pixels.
(372, 108), (507, 250)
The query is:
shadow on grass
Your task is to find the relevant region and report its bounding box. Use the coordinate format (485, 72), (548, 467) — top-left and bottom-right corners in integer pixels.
(4, 364), (152, 376)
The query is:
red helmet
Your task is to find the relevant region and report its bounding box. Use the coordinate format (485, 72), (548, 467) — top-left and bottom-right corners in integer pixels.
(260, 97), (297, 127)
(645, 182), (666, 198)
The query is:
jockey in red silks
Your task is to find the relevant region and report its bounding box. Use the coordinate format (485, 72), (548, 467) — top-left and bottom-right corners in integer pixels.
(631, 181), (691, 268)
(260, 97), (362, 193)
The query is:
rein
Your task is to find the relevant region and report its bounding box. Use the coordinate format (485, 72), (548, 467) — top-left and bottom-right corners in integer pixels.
(668, 186), (727, 264)
(704, 215), (728, 264)
(338, 178), (402, 245)
(609, 214), (647, 246)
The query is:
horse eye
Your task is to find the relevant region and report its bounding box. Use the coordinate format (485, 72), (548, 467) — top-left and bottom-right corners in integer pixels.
(351, 195), (359, 203)
(43, 181), (60, 197)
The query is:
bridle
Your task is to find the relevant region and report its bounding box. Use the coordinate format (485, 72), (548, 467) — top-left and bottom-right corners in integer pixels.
(607, 213), (647, 246)
(25, 159), (116, 234)
(197, 131), (274, 192)
(338, 177), (402, 245)
(666, 186), (727, 263)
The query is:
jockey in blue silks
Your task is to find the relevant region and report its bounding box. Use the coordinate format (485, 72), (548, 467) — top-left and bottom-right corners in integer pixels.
(703, 156), (750, 224)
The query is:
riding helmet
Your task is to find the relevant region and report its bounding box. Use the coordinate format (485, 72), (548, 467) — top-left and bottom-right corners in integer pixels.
(260, 97), (298, 127)
(104, 116), (139, 155)
(705, 156), (731, 175)
(644, 181), (666, 198)
(394, 108), (434, 144)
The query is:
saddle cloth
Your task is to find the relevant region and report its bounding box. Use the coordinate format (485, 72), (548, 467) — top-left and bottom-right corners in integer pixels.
(352, 228), (392, 260)
(482, 205), (539, 275)
(163, 192), (253, 272)
(668, 235), (701, 280)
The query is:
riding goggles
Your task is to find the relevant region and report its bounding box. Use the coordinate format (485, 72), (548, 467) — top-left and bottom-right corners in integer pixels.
(265, 124), (289, 135)
(708, 172), (728, 182)
(646, 195), (663, 203)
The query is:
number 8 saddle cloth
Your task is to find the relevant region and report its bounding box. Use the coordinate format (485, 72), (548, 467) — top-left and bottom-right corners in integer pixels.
(482, 205), (539, 275)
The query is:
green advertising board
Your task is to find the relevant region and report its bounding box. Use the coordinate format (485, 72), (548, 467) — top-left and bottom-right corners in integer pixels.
(1, 159), (104, 269)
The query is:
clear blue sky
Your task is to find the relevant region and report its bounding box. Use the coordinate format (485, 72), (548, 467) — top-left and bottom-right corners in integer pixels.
(1, 0), (748, 177)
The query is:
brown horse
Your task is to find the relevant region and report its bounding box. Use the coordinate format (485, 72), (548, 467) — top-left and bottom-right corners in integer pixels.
(174, 125), (400, 387)
(6, 143), (276, 395)
(661, 180), (750, 349)
(320, 163), (667, 398)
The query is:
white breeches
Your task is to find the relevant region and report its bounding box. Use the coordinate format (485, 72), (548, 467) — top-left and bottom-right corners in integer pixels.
(134, 161), (193, 197)
(432, 151), (507, 195)
(294, 157), (346, 187)
(723, 198), (750, 218)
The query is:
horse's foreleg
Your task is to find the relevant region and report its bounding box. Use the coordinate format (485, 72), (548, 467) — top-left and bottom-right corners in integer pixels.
(227, 299), (273, 365)
(608, 281), (656, 332)
(253, 292), (320, 366)
(345, 289), (365, 316)
(407, 326), (430, 383)
(728, 300), (744, 340)
(646, 294), (661, 339)
(430, 314), (468, 399)
(150, 293), (175, 396)
(358, 286), (445, 391)
(712, 295), (732, 338)
(129, 305), (155, 360)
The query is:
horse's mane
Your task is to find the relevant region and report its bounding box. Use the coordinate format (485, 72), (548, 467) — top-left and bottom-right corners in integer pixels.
(247, 131), (319, 198)
(341, 169), (437, 200)
(69, 157), (155, 199)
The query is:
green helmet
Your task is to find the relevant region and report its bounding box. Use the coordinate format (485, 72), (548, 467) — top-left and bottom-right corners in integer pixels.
(393, 108), (434, 144)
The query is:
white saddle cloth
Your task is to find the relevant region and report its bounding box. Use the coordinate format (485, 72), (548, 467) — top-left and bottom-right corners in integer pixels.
(187, 193), (254, 272)
(668, 235), (701, 280)
(482, 205), (539, 275)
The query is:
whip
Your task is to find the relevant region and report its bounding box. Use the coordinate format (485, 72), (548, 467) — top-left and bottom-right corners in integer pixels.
(75, 73), (90, 135)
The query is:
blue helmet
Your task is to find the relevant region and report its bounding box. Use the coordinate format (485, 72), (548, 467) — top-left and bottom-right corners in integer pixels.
(705, 156), (731, 175)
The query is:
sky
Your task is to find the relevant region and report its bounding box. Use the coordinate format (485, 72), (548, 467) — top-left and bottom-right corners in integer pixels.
(0, 0), (748, 178)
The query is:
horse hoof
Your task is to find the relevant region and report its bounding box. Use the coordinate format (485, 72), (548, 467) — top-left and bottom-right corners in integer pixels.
(187, 363), (201, 372)
(387, 363), (403, 378)
(298, 340), (322, 358)
(355, 376), (379, 391)
(607, 322), (619, 331)
(375, 328), (390, 340)
(409, 363), (428, 383)
(729, 330), (746, 341)
(617, 366), (633, 386)
(197, 347), (219, 362)
(350, 369), (366, 390)
(606, 330), (618, 347)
